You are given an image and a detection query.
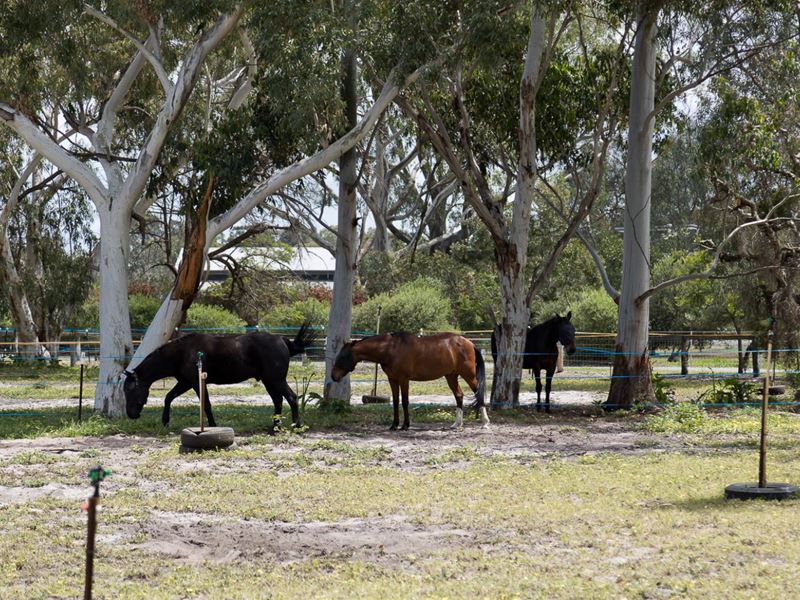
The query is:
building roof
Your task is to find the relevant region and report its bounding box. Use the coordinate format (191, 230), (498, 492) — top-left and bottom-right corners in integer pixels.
(204, 246), (336, 284)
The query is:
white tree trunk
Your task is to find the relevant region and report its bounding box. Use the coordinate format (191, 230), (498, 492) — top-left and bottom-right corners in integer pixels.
(490, 5), (546, 408)
(606, 6), (658, 409)
(324, 186), (358, 401)
(94, 208), (134, 416)
(324, 44), (358, 402)
(0, 158), (42, 358)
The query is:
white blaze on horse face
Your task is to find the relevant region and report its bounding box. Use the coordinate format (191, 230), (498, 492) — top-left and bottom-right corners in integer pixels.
(480, 406), (490, 428)
(452, 407), (464, 429)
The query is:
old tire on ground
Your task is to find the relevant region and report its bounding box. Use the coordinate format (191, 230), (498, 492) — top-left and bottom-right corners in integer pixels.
(179, 427), (235, 452)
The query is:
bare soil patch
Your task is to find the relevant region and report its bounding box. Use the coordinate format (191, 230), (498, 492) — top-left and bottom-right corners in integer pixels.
(125, 510), (476, 567)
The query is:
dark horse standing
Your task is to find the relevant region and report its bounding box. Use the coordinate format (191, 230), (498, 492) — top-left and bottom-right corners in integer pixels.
(123, 324), (315, 429)
(491, 313), (576, 413)
(331, 332), (488, 430)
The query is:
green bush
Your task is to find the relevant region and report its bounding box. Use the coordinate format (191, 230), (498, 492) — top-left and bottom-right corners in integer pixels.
(353, 279), (454, 334)
(185, 303), (246, 332)
(570, 287), (618, 332)
(697, 377), (759, 406)
(260, 298), (330, 329)
(652, 374), (676, 405)
(71, 299), (99, 330)
(70, 294), (161, 331)
(129, 294), (162, 331)
(644, 402), (707, 433)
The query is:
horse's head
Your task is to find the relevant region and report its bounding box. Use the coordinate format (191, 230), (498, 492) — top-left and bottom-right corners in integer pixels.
(331, 342), (357, 382)
(123, 370), (149, 419)
(556, 312), (577, 355)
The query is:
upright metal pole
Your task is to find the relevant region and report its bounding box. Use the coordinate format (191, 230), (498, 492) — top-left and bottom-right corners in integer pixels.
(197, 352), (205, 432)
(84, 466), (109, 600)
(371, 306), (382, 397)
(84, 496), (98, 600)
(758, 330), (773, 488)
(78, 363), (85, 422)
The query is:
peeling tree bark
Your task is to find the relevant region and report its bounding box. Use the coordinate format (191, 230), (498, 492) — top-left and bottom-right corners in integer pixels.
(491, 6), (546, 408)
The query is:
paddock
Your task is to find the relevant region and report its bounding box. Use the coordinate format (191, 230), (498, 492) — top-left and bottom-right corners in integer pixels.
(1, 354), (800, 598)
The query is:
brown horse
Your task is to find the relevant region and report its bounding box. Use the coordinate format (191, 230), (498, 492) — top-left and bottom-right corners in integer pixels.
(331, 332), (488, 430)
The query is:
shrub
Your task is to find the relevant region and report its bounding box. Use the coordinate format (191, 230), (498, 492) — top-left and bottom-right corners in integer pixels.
(569, 287), (618, 332)
(129, 294), (162, 331)
(71, 300), (99, 330)
(70, 294), (162, 331)
(644, 402), (707, 433)
(185, 303), (246, 332)
(652, 374), (676, 405)
(697, 377), (759, 406)
(352, 279), (453, 334)
(260, 298), (329, 329)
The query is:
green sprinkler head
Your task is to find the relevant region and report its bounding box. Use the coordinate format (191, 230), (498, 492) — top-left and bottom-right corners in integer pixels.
(88, 465), (111, 496)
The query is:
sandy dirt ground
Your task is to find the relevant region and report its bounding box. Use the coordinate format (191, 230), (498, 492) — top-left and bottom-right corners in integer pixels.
(0, 390), (693, 568)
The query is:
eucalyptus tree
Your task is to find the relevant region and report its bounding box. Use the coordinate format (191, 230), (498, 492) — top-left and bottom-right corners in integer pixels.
(693, 30), (800, 350)
(130, 1), (439, 410)
(0, 137), (42, 357)
(382, 1), (627, 407)
(1, 1), (248, 414)
(1, 124), (95, 358)
(2, 1), (428, 416)
(599, 1), (798, 408)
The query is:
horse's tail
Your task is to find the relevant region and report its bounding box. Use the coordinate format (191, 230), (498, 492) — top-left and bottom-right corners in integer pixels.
(470, 342), (486, 416)
(284, 321), (316, 357)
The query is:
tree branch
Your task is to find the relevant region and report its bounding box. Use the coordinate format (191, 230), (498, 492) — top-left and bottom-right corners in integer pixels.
(83, 4), (173, 95)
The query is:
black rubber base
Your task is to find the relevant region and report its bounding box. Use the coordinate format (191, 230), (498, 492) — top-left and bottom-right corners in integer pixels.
(725, 482), (799, 500)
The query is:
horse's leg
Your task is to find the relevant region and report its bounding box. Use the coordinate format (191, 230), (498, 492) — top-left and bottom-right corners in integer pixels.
(161, 380), (192, 426)
(400, 379), (411, 430)
(545, 368), (554, 414)
(461, 362), (489, 427)
(446, 374), (464, 429)
(265, 383), (285, 433)
(281, 381), (301, 428)
(534, 369), (543, 412)
(389, 379), (400, 430)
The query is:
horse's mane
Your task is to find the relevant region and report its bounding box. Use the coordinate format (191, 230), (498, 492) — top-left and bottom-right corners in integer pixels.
(529, 315), (561, 334)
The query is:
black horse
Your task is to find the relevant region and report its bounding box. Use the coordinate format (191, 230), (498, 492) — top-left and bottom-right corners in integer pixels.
(491, 313), (576, 413)
(123, 324), (315, 429)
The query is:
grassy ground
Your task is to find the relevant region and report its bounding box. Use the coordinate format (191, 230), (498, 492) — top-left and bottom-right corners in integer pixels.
(3, 364), (800, 598)
(1, 399), (800, 598)
(0, 359), (764, 403)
